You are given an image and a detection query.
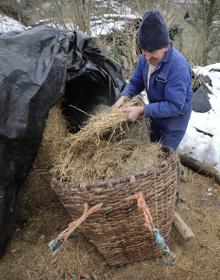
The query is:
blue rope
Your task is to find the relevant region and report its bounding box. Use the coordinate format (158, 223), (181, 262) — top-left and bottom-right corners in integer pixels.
(48, 239), (62, 256)
(153, 227), (176, 265)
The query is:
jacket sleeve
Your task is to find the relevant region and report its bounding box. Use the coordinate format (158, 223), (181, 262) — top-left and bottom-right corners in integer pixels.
(120, 57), (145, 99)
(144, 67), (190, 118)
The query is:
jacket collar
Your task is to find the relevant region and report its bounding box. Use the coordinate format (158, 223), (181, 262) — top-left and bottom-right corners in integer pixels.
(162, 42), (173, 63)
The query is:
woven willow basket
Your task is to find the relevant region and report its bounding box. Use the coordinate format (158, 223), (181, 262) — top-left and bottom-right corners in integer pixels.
(51, 148), (177, 266)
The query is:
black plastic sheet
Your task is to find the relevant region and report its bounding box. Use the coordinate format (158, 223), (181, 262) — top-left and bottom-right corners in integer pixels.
(0, 25), (125, 256)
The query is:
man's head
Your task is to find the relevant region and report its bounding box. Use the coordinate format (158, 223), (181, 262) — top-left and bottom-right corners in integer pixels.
(138, 10), (170, 64)
(142, 47), (169, 65)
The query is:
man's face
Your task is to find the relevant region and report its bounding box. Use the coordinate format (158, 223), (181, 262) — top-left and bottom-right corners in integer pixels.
(141, 47), (169, 65)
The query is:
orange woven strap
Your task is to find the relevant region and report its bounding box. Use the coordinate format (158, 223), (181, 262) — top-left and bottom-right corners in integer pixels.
(49, 202), (103, 280)
(125, 191), (176, 266)
(125, 191), (154, 231)
(58, 202), (103, 242)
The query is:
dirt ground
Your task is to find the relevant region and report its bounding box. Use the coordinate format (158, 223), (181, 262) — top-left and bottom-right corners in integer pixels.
(0, 163), (220, 280)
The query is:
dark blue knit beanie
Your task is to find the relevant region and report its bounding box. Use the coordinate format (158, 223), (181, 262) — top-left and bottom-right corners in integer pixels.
(138, 10), (170, 52)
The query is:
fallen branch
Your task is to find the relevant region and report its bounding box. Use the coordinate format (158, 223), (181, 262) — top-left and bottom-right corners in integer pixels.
(179, 153), (220, 185)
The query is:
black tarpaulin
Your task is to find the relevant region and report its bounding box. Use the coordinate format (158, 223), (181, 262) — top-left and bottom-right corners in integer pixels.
(0, 25), (125, 257)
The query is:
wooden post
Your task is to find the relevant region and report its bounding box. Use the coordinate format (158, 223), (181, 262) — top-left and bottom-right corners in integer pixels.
(173, 212), (195, 241)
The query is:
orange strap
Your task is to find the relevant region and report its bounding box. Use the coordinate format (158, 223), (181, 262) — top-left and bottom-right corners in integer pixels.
(58, 202), (103, 242)
(50, 202), (103, 280)
(125, 191), (154, 231)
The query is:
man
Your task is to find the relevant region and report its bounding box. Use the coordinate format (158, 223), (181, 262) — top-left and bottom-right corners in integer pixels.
(113, 10), (193, 151)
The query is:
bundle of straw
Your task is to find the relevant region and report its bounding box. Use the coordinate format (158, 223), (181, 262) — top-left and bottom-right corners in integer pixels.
(52, 103), (163, 183)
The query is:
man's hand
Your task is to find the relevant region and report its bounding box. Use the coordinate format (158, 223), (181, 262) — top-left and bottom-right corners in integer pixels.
(122, 106), (144, 122)
(112, 96), (128, 108)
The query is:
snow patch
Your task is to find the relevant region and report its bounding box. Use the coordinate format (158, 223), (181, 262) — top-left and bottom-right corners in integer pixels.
(0, 14), (25, 33)
(178, 63), (220, 171)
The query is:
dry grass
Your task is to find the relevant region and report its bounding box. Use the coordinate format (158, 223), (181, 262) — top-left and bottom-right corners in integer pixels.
(52, 101), (163, 183)
(64, 107), (129, 147)
(42, 101), (68, 165)
(15, 102), (68, 218)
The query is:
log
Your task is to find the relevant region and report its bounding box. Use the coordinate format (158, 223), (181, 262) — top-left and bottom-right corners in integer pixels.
(179, 153), (220, 185)
(173, 212), (195, 241)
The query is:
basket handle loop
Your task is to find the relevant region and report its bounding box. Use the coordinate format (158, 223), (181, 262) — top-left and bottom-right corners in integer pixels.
(125, 192), (176, 266)
(48, 202), (103, 279)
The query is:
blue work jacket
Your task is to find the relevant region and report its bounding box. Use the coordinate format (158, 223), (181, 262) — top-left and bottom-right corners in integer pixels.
(121, 44), (193, 131)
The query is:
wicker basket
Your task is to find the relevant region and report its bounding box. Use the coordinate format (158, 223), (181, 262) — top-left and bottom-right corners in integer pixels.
(51, 148), (177, 266)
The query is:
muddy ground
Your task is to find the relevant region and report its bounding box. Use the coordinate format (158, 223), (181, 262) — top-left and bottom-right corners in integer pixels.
(0, 164), (220, 280)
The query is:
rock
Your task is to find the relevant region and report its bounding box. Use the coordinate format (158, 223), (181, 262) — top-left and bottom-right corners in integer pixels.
(191, 86), (212, 113)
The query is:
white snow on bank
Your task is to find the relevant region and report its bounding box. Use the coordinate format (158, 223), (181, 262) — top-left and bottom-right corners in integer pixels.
(178, 63), (220, 171)
(96, 0), (138, 19)
(91, 19), (127, 36)
(90, 0), (138, 36)
(91, 12), (137, 36)
(0, 14), (25, 33)
(33, 0), (138, 37)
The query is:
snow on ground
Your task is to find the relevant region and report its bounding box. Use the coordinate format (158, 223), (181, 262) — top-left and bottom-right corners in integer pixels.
(90, 12), (137, 37)
(178, 63), (220, 171)
(91, 19), (129, 37)
(33, 1), (138, 37)
(90, 0), (138, 36)
(95, 0), (138, 19)
(0, 14), (25, 33)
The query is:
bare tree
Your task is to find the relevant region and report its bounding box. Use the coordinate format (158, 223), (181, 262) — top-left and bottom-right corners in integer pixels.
(43, 0), (94, 34)
(191, 0), (220, 64)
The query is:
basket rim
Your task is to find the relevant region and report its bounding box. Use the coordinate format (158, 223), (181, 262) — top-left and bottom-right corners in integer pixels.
(51, 147), (176, 191)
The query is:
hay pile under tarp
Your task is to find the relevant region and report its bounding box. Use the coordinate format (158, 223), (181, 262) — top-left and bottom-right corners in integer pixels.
(52, 104), (164, 183)
(17, 103), (68, 213)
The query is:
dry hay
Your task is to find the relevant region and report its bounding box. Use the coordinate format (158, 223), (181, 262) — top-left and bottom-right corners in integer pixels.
(30, 101), (68, 180)
(41, 101), (68, 166)
(61, 97), (144, 148)
(16, 102), (68, 218)
(52, 104), (163, 183)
